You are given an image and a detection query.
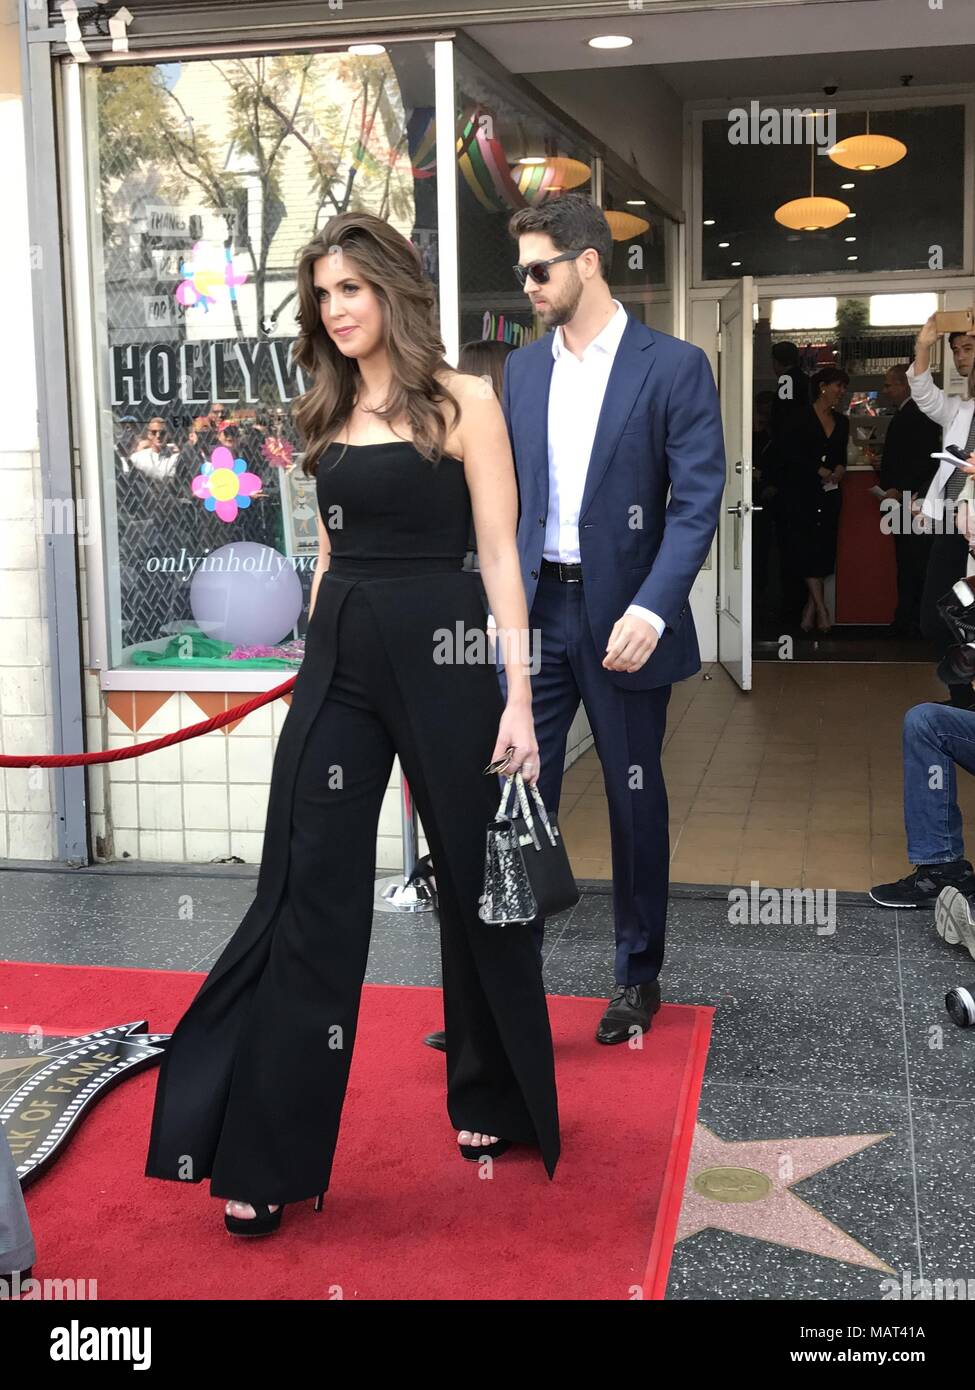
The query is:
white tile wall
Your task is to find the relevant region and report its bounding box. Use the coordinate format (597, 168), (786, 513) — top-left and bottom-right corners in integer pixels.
(0, 442), (58, 862)
(103, 697), (586, 874)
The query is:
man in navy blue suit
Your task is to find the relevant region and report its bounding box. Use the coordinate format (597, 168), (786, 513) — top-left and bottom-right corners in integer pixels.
(497, 193), (726, 1044)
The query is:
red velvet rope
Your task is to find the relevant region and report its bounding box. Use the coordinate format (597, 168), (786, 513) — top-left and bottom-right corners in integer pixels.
(0, 676), (297, 768)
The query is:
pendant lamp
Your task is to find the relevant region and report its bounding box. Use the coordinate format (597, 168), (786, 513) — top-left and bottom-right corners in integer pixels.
(775, 144), (850, 231)
(828, 112), (906, 172)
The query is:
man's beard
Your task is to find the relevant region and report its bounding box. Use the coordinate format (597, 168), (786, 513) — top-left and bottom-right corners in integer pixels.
(538, 267), (584, 328)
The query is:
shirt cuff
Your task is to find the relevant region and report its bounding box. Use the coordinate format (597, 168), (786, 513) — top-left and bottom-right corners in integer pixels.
(626, 603), (666, 636)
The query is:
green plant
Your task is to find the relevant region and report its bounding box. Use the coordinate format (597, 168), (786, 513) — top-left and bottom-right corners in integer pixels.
(836, 298), (869, 338)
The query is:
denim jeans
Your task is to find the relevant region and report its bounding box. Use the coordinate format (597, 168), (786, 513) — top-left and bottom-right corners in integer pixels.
(903, 702), (975, 863)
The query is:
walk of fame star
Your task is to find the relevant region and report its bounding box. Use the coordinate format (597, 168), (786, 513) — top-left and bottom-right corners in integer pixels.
(675, 1123), (896, 1271)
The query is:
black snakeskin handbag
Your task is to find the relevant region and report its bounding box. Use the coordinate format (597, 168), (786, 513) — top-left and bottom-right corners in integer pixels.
(478, 761), (579, 926)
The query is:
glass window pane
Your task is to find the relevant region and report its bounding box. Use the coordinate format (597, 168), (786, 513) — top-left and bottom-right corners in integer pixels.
(701, 104), (964, 281)
(85, 45), (437, 670)
(454, 48), (593, 350)
(603, 163), (677, 333)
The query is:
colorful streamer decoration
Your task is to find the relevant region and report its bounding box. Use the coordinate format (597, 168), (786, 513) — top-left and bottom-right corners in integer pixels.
(456, 109), (527, 214)
(191, 445), (262, 523)
(175, 241), (249, 313)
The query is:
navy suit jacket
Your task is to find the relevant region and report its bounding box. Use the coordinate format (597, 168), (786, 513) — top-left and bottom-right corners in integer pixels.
(500, 312), (726, 690)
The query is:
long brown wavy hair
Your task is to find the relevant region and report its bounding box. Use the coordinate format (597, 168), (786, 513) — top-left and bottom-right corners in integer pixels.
(291, 212), (460, 476)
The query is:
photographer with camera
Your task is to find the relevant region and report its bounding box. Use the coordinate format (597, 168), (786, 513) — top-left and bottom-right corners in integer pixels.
(911, 317), (975, 708)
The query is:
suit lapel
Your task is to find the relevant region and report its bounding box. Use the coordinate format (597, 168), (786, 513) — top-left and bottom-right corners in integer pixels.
(579, 316), (656, 520)
(526, 340), (556, 511)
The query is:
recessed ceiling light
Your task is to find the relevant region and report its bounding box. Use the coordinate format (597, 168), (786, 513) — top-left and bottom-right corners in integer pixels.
(703, 218), (716, 226)
(347, 43), (385, 55)
(718, 241), (730, 248)
(845, 236), (856, 242)
(731, 261), (742, 267)
(626, 199), (647, 206)
(517, 156), (546, 166)
(846, 212), (857, 219)
(588, 35), (633, 49)
(847, 255), (858, 261)
(841, 182), (855, 190)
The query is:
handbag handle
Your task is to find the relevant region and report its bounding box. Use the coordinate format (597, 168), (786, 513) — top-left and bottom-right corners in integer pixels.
(495, 773), (558, 850)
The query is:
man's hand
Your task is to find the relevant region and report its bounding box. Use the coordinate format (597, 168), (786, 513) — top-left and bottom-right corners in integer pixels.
(916, 314), (939, 351)
(603, 613), (659, 672)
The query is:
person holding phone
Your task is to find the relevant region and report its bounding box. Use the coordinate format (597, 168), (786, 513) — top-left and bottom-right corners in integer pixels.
(911, 314), (975, 708)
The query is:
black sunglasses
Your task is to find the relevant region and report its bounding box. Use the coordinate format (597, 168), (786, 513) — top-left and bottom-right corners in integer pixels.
(512, 247), (587, 289)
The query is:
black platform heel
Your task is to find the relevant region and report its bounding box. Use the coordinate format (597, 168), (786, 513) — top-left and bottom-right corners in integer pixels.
(224, 1191), (325, 1236)
(458, 1138), (511, 1161)
(224, 1202), (284, 1237)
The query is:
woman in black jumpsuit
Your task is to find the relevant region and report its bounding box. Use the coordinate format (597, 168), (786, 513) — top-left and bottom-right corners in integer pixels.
(144, 213), (560, 1236)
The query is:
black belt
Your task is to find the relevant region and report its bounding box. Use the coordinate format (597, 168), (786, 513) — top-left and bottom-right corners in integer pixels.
(540, 558), (583, 583)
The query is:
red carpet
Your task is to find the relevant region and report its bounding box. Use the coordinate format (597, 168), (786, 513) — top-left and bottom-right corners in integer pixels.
(2, 960), (712, 1300)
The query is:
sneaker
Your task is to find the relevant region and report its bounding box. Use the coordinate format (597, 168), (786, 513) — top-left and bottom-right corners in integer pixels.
(868, 861), (973, 908)
(935, 883), (975, 957)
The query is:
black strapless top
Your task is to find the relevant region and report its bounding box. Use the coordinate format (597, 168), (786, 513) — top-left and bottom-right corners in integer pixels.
(316, 440), (472, 563)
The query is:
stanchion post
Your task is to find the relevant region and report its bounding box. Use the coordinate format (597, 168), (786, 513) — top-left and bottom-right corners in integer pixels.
(373, 774), (436, 914)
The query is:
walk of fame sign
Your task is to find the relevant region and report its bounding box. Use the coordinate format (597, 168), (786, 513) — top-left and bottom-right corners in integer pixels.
(0, 1023), (168, 1186)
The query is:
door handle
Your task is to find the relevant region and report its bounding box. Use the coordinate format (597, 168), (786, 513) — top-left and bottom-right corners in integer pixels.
(726, 501), (762, 516)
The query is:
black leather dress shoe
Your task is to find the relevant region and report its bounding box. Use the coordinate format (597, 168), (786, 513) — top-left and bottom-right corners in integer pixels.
(596, 981), (661, 1044)
(423, 1030), (446, 1052)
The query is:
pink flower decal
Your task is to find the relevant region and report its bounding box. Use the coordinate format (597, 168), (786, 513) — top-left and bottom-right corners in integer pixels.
(260, 434), (294, 469)
(192, 445), (262, 523)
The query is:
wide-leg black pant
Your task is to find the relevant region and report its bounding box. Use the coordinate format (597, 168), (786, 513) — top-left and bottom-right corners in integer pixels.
(145, 570), (560, 1204)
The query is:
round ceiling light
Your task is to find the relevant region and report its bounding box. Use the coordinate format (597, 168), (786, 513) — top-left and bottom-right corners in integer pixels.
(828, 133), (906, 172)
(588, 35), (633, 49)
(774, 196), (850, 231)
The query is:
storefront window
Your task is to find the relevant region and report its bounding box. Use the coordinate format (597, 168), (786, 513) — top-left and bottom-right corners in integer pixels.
(85, 44), (437, 670)
(454, 48), (593, 352)
(700, 103), (965, 281)
(603, 163), (677, 335)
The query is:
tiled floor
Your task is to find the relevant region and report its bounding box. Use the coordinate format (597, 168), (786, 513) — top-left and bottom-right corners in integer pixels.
(558, 661), (975, 893)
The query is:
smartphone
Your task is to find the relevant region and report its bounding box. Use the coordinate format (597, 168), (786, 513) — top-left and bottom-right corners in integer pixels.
(935, 309), (975, 335)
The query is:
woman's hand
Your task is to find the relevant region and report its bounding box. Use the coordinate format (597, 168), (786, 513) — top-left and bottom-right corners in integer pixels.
(490, 697), (540, 786)
(817, 465), (832, 479)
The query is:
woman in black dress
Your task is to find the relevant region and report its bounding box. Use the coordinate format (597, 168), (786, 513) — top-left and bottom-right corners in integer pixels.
(144, 213), (560, 1236)
(771, 366), (850, 634)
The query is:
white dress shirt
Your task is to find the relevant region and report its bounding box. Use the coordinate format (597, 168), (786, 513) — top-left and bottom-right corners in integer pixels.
(128, 445), (181, 482)
(546, 300), (664, 636)
(954, 474), (975, 580)
(908, 362), (975, 522)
